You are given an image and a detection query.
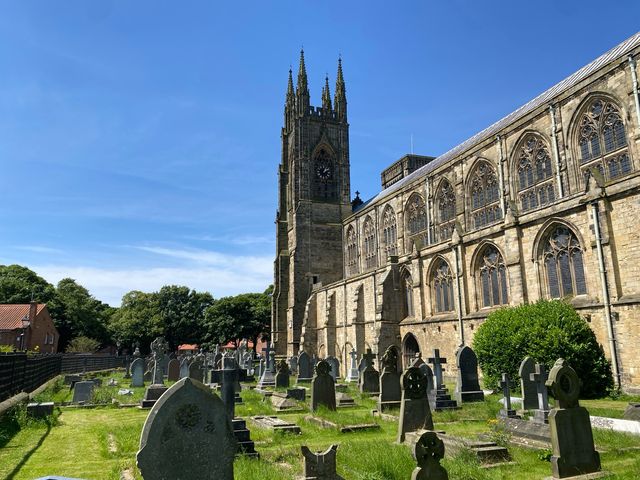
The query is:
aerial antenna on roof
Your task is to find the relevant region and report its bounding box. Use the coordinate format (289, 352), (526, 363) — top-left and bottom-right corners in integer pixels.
(30, 289), (35, 302)
(410, 134), (414, 154)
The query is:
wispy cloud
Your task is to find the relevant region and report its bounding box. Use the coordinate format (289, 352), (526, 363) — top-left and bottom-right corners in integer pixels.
(182, 234), (275, 246)
(13, 245), (64, 254)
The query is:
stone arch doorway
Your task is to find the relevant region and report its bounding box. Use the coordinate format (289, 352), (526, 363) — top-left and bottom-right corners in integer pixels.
(402, 333), (420, 369)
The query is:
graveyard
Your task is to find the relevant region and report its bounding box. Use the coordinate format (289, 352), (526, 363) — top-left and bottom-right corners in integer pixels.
(2, 345), (640, 480)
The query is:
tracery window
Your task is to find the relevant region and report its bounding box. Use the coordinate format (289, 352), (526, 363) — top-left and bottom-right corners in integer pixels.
(402, 271), (414, 318)
(477, 245), (508, 307)
(345, 225), (359, 276)
(435, 179), (456, 242)
(578, 99), (631, 183)
(381, 206), (397, 257)
(516, 135), (556, 212)
(542, 226), (587, 298)
(363, 216), (377, 270)
(469, 161), (502, 229)
(406, 193), (427, 236)
(312, 149), (339, 201)
(432, 259), (454, 313)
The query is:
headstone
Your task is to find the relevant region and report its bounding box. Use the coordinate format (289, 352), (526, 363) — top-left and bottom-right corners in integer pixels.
(288, 388), (306, 402)
(623, 403), (640, 421)
(158, 354), (169, 378)
(335, 391), (355, 407)
(301, 444), (344, 480)
(258, 358), (265, 379)
(545, 358), (601, 479)
(397, 366), (434, 443)
(428, 349), (446, 389)
(326, 356), (340, 381)
(454, 346), (484, 403)
(269, 350), (276, 374)
(311, 360), (336, 412)
(499, 373), (518, 418)
(72, 381), (94, 403)
(345, 349), (359, 382)
(411, 431), (448, 480)
(137, 378), (237, 480)
(287, 355), (298, 375)
(530, 362), (550, 424)
(257, 345), (276, 387)
(179, 358), (189, 379)
(297, 351), (313, 382)
(189, 358), (204, 383)
(360, 349), (379, 394)
(124, 355), (132, 379)
(142, 337), (170, 407)
(130, 358), (145, 387)
(378, 345), (401, 411)
(519, 356), (538, 410)
(167, 358), (180, 382)
(275, 359), (290, 388)
(27, 402), (54, 418)
(221, 360), (238, 420)
(64, 374), (82, 385)
(271, 391), (301, 411)
(428, 349), (458, 411)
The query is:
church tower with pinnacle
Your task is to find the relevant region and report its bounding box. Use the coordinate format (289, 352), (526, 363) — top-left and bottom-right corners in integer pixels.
(272, 52), (351, 356)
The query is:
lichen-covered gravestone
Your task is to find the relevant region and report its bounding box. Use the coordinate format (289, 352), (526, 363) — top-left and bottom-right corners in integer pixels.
(311, 360), (336, 412)
(397, 366), (434, 443)
(131, 358), (145, 388)
(454, 346), (484, 403)
(411, 431), (448, 480)
(519, 356), (538, 410)
(301, 444), (344, 480)
(378, 345), (401, 411)
(545, 358), (601, 479)
(137, 377), (237, 480)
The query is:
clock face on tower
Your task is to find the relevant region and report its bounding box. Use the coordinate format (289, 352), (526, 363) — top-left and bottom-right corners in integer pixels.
(315, 161), (332, 182)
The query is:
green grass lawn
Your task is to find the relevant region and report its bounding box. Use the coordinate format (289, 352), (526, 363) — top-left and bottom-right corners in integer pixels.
(1, 376), (640, 479)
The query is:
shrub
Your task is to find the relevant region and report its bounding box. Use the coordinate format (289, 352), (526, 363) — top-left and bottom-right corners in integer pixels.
(472, 299), (613, 398)
(66, 336), (100, 353)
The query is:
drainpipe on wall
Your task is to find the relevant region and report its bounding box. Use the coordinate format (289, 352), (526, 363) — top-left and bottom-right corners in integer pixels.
(496, 135), (507, 216)
(451, 231), (465, 347)
(425, 178), (432, 245)
(591, 202), (621, 389)
(628, 55), (640, 129)
(549, 104), (565, 198)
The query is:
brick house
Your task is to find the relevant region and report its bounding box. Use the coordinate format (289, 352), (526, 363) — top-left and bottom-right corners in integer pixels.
(0, 302), (59, 353)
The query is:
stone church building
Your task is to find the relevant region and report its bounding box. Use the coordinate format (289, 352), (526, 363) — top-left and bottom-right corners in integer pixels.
(272, 32), (640, 393)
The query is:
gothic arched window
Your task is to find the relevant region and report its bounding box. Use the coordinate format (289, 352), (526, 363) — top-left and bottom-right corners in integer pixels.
(363, 216), (377, 270)
(542, 226), (587, 298)
(469, 161), (502, 229)
(345, 225), (359, 276)
(401, 270), (414, 318)
(432, 259), (454, 313)
(312, 148), (339, 201)
(381, 206), (397, 257)
(435, 179), (456, 242)
(577, 98), (631, 183)
(406, 193), (427, 235)
(477, 245), (508, 307)
(516, 134), (556, 212)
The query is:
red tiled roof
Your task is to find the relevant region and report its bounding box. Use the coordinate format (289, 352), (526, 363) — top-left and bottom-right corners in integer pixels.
(0, 304), (45, 330)
(178, 344), (198, 350)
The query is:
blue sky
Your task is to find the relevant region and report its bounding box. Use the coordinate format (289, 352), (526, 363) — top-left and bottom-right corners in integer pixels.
(1, 1), (639, 306)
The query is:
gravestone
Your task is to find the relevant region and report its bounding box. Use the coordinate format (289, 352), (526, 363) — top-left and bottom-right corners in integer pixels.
(545, 358), (601, 479)
(301, 444), (344, 480)
(345, 349), (359, 382)
(288, 387), (306, 402)
(251, 415), (301, 434)
(275, 359), (291, 388)
(72, 381), (94, 403)
(531, 362), (550, 424)
(360, 349), (379, 394)
(454, 346), (484, 403)
(297, 351), (313, 382)
(144, 360), (154, 383)
(378, 345), (401, 411)
(287, 355), (298, 375)
(326, 356), (340, 381)
(519, 356), (538, 410)
(257, 345), (276, 387)
(189, 358), (204, 383)
(499, 373), (518, 418)
(167, 358), (180, 382)
(179, 358), (189, 379)
(137, 377), (237, 480)
(158, 355), (169, 379)
(311, 360), (336, 412)
(428, 349), (458, 411)
(130, 358), (145, 387)
(411, 431), (448, 480)
(142, 337), (169, 408)
(623, 403), (640, 421)
(221, 361), (238, 420)
(124, 355), (132, 379)
(397, 366), (434, 443)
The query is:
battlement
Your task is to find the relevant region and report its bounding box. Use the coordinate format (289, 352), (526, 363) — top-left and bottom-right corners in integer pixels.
(381, 154), (435, 189)
(306, 106), (338, 120)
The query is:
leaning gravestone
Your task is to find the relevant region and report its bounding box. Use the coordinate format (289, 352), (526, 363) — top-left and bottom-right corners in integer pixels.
(411, 430), (448, 480)
(275, 359), (291, 388)
(130, 358), (145, 387)
(397, 366), (434, 443)
(326, 356), (340, 381)
(167, 359), (180, 382)
(297, 351), (313, 382)
(545, 358), (601, 479)
(137, 378), (237, 480)
(378, 345), (401, 411)
(519, 356), (538, 410)
(72, 381), (95, 403)
(311, 360), (336, 412)
(301, 444), (344, 480)
(454, 346), (484, 403)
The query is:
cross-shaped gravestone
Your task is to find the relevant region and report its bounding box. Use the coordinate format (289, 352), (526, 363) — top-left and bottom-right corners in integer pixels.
(530, 362), (550, 424)
(150, 337), (169, 385)
(362, 348), (376, 368)
(269, 350), (277, 374)
(346, 349), (359, 382)
(499, 373), (517, 418)
(262, 344), (273, 370)
(428, 349), (446, 389)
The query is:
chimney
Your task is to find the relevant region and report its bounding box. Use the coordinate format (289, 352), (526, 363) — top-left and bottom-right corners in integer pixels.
(29, 301), (37, 322)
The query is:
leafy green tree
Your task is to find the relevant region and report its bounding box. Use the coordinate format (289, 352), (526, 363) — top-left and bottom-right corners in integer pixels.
(0, 264), (63, 318)
(66, 336), (101, 353)
(472, 299), (613, 398)
(156, 285), (214, 349)
(108, 291), (163, 353)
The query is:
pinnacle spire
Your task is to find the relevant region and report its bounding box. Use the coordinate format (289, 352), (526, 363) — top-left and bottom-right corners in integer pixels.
(286, 68), (294, 103)
(297, 49), (308, 93)
(296, 49), (310, 115)
(334, 56), (347, 121)
(322, 74), (332, 112)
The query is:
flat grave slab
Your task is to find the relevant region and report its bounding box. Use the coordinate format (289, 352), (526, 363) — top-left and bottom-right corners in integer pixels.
(251, 415), (301, 434)
(304, 415), (381, 433)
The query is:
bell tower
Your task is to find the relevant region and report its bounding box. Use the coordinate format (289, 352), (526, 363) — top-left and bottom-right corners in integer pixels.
(272, 52), (352, 356)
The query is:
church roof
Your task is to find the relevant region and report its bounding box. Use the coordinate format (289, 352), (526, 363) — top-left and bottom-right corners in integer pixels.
(366, 31), (640, 207)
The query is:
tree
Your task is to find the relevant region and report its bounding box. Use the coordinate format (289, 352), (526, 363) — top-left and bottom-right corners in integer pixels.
(0, 264), (62, 317)
(472, 299), (613, 398)
(156, 285), (214, 349)
(66, 336), (101, 353)
(108, 291), (163, 354)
